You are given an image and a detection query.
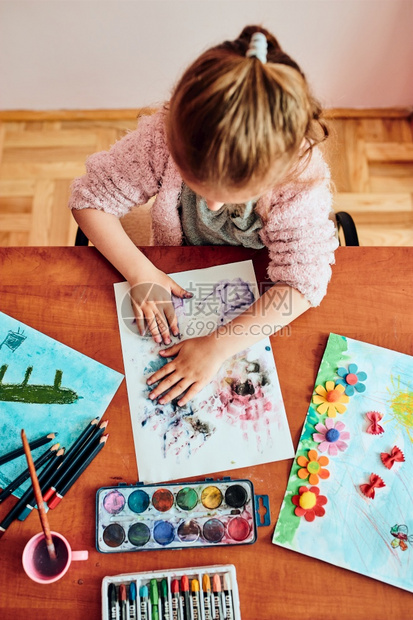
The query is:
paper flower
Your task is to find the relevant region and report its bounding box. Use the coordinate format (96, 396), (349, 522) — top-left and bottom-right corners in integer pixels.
(313, 381), (350, 417)
(360, 473), (385, 499)
(381, 446), (405, 469)
(292, 486), (327, 522)
(297, 450), (330, 485)
(313, 418), (350, 455)
(366, 411), (384, 435)
(336, 364), (367, 395)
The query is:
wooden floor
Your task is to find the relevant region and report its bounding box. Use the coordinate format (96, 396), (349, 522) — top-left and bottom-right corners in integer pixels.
(0, 109), (412, 247)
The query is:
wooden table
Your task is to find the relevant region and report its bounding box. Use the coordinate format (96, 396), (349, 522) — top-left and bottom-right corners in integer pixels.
(0, 246), (412, 619)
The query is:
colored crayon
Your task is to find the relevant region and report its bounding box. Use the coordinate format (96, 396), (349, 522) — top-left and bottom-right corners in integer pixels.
(212, 575), (224, 620)
(17, 448), (65, 520)
(108, 583), (118, 620)
(47, 435), (108, 509)
(0, 432), (57, 466)
(0, 442), (59, 503)
(171, 579), (181, 620)
(222, 574), (234, 620)
(191, 579), (201, 620)
(119, 583), (127, 620)
(180, 575), (191, 620)
(150, 578), (160, 620)
(0, 447), (64, 537)
(139, 585), (149, 620)
(202, 574), (212, 620)
(161, 578), (170, 620)
(129, 582), (137, 620)
(43, 419), (107, 502)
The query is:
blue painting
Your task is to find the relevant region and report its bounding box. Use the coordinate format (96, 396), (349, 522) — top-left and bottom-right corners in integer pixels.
(0, 311), (123, 497)
(273, 333), (413, 593)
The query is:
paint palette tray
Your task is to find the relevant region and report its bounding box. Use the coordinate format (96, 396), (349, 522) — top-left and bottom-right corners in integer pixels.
(96, 478), (269, 553)
(101, 564), (241, 620)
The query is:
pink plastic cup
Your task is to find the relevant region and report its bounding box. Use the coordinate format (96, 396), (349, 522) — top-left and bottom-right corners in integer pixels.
(22, 531), (88, 584)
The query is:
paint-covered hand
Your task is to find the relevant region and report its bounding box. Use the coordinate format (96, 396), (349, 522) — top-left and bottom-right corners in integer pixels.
(146, 334), (227, 406)
(129, 268), (192, 344)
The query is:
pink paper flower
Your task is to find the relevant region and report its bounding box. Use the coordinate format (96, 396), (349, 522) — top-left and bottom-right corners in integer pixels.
(312, 418), (350, 456)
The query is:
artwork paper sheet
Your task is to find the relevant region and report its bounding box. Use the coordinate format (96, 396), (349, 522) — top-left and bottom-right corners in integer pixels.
(0, 311), (124, 497)
(273, 333), (413, 593)
(114, 260), (294, 483)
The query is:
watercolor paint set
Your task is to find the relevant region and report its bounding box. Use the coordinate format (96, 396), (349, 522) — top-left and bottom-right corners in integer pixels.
(96, 478), (269, 553)
(101, 564), (241, 620)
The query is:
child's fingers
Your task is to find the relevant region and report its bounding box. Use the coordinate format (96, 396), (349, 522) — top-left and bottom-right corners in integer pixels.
(145, 311), (163, 344)
(158, 342), (182, 357)
(170, 281), (193, 299)
(157, 379), (190, 405)
(177, 381), (203, 406)
(148, 368), (179, 400)
(163, 304), (179, 338)
(147, 357), (176, 387)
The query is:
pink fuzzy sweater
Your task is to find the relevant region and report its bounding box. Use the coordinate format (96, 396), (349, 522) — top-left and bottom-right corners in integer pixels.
(69, 110), (338, 306)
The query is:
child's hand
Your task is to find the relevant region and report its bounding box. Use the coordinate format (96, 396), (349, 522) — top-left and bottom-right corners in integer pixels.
(130, 268), (192, 344)
(146, 334), (227, 406)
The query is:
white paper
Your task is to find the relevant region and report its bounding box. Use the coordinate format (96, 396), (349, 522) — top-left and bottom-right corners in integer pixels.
(114, 260), (293, 482)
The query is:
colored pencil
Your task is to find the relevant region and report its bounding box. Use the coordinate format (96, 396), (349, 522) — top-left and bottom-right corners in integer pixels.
(47, 435), (108, 509)
(0, 432), (57, 466)
(21, 429), (56, 560)
(0, 442), (59, 503)
(60, 417), (99, 464)
(40, 417), (99, 500)
(0, 448), (64, 534)
(17, 448), (65, 521)
(43, 419), (107, 502)
(0, 447), (64, 536)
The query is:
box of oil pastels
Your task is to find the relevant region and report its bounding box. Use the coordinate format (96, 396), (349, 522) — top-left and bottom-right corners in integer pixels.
(101, 564), (241, 620)
(96, 478), (269, 553)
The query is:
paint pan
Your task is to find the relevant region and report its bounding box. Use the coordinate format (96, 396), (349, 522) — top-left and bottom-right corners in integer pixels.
(96, 478), (269, 554)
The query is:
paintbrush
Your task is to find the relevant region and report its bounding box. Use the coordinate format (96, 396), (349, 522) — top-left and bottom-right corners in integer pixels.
(21, 429), (56, 561)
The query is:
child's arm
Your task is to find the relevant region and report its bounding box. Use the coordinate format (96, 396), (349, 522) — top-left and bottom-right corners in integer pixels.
(73, 208), (191, 343)
(146, 284), (310, 405)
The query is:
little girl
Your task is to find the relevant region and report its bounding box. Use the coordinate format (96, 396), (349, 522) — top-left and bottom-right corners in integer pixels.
(70, 25), (338, 407)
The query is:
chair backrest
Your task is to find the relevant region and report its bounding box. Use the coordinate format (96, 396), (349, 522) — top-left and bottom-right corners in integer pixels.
(335, 211), (360, 246)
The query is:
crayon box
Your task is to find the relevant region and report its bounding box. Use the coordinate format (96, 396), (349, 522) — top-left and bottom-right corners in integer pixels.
(96, 477), (269, 553)
(101, 564), (241, 620)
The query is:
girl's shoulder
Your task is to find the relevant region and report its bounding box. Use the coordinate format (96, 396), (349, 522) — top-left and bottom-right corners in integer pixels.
(258, 147), (332, 223)
(123, 107), (169, 148)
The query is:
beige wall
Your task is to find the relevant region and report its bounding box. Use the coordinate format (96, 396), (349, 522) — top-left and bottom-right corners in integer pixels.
(0, 0), (412, 110)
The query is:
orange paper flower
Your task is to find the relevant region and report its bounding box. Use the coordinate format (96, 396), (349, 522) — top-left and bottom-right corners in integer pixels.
(313, 381), (350, 417)
(297, 450), (330, 485)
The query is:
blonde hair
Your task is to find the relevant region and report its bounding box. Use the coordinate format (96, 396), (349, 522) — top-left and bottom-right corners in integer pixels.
(166, 25), (328, 194)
